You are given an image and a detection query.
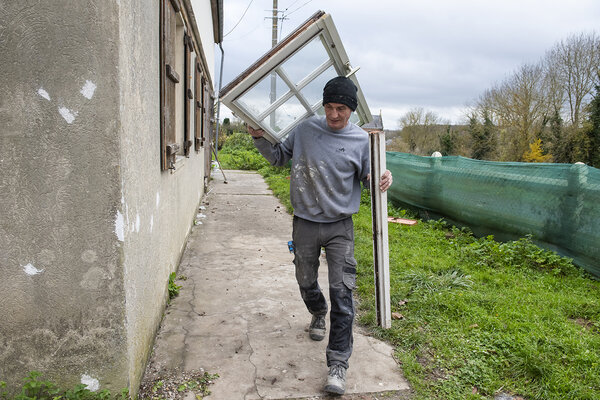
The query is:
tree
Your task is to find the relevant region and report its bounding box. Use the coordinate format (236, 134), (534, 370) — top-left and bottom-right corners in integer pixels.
(469, 110), (497, 160)
(398, 107), (443, 155)
(523, 139), (552, 162)
(585, 81), (600, 167)
(439, 126), (455, 156)
(478, 63), (549, 160)
(545, 32), (600, 127)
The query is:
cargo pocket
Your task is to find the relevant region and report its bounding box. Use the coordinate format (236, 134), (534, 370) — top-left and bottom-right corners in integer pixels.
(342, 256), (357, 290)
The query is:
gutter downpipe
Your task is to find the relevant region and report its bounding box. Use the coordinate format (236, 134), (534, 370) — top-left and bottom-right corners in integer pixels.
(214, 42), (225, 158)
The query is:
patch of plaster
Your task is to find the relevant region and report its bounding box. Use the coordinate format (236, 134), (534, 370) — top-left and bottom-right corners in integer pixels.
(80, 80), (97, 99)
(81, 374), (100, 392)
(115, 211), (125, 242)
(37, 88), (51, 101)
(135, 213), (140, 233)
(81, 250), (98, 263)
(58, 107), (78, 124)
(23, 263), (44, 275)
(80, 267), (107, 290)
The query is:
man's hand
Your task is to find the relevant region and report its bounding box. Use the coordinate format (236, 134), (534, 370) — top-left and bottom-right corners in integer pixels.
(380, 170), (393, 192)
(248, 125), (265, 138)
(366, 170), (393, 192)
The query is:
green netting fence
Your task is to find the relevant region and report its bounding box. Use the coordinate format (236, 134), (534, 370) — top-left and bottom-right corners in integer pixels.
(386, 152), (600, 277)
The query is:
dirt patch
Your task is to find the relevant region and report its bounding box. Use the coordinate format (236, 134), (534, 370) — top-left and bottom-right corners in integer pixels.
(572, 317), (599, 334)
(138, 365), (218, 400)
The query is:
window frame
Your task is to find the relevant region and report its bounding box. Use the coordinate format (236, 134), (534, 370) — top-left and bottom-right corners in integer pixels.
(160, 0), (182, 170)
(219, 11), (372, 144)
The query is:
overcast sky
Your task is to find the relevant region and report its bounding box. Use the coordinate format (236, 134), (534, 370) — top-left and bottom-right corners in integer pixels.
(216, 0), (600, 129)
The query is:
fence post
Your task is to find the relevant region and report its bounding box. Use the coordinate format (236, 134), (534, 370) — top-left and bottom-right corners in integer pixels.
(369, 130), (391, 329)
(564, 162), (588, 248)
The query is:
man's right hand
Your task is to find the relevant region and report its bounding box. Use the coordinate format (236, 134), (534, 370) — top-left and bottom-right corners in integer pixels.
(248, 125), (265, 138)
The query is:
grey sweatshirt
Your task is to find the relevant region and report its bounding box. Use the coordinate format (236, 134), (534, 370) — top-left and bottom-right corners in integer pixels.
(253, 115), (370, 223)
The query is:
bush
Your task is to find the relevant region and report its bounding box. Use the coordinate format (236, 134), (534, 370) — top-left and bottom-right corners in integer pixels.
(217, 132), (271, 170)
(220, 132), (255, 152)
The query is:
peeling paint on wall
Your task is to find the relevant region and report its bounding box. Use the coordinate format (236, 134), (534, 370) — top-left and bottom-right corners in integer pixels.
(115, 211), (125, 242)
(58, 107), (78, 124)
(80, 374), (100, 392)
(80, 80), (97, 99)
(155, 192), (160, 208)
(22, 263), (44, 275)
(135, 213), (140, 233)
(37, 88), (51, 101)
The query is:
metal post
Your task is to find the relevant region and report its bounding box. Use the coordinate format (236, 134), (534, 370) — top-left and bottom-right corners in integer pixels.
(269, 0), (278, 130)
(369, 130), (391, 329)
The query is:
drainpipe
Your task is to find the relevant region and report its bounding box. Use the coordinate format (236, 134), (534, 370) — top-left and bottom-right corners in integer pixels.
(214, 42), (225, 158)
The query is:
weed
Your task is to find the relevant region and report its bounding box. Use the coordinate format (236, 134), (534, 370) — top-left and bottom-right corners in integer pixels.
(0, 372), (124, 400)
(139, 371), (218, 400)
(168, 272), (181, 301)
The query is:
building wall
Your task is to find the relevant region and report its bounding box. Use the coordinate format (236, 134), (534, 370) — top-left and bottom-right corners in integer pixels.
(0, 0), (127, 391)
(0, 0), (215, 394)
(191, 0), (217, 80)
(117, 0), (211, 392)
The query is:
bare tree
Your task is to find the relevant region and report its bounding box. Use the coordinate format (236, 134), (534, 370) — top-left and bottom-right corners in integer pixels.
(545, 32), (600, 127)
(397, 107), (443, 155)
(477, 63), (549, 160)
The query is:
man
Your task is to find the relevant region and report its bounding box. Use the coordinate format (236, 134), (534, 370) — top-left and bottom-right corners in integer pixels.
(248, 76), (392, 395)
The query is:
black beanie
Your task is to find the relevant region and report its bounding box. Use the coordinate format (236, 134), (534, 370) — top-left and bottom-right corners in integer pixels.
(322, 76), (358, 111)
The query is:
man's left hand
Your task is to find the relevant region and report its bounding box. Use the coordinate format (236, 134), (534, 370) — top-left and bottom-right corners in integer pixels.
(380, 170), (393, 192)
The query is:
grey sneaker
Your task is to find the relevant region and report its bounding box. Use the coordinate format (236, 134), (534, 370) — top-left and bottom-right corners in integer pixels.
(309, 314), (326, 341)
(324, 364), (346, 395)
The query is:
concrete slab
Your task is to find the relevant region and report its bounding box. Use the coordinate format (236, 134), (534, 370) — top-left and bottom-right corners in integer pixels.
(142, 170), (411, 399)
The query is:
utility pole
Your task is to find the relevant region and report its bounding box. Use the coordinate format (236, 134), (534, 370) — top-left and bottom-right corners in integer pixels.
(269, 0), (278, 129)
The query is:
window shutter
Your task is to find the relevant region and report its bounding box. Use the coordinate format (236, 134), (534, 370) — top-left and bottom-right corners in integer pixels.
(160, 0), (180, 170)
(194, 62), (204, 150)
(203, 81), (210, 146)
(183, 33), (193, 156)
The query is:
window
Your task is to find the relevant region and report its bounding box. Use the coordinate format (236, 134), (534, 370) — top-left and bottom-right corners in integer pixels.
(219, 11), (373, 144)
(194, 62), (205, 150)
(160, 0), (211, 170)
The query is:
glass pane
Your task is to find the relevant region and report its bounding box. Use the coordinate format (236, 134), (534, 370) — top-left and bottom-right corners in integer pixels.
(236, 73), (290, 117)
(280, 35), (330, 86)
(299, 65), (338, 107)
(261, 96), (307, 133)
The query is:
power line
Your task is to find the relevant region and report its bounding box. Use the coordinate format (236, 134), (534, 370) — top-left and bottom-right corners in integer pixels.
(281, 0), (302, 14)
(223, 0), (255, 38)
(283, 0), (313, 18)
(279, 0), (314, 36)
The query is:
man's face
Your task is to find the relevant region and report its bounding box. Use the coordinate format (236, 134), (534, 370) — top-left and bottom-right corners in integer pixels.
(324, 102), (352, 130)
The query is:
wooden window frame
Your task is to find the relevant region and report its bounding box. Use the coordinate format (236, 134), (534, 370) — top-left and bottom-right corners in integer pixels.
(219, 11), (372, 144)
(194, 61), (205, 150)
(183, 33), (194, 156)
(160, 0), (182, 170)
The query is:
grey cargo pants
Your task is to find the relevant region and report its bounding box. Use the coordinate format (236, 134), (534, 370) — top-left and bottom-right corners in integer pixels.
(292, 215), (357, 368)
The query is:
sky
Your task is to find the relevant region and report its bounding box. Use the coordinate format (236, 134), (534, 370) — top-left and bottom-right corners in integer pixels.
(216, 0), (600, 129)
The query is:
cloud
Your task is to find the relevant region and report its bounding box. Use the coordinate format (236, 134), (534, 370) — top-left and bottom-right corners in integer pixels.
(217, 0), (600, 128)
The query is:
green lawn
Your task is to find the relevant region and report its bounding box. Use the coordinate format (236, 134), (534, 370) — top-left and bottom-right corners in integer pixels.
(220, 134), (600, 400)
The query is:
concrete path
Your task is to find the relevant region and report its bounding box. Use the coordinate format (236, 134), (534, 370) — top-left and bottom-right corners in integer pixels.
(142, 170), (411, 399)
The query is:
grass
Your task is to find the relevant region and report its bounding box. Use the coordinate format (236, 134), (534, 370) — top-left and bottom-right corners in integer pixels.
(220, 135), (600, 399)
(352, 203), (600, 400)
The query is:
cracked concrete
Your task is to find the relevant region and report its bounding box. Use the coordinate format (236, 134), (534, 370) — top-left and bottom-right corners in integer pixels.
(142, 170), (411, 399)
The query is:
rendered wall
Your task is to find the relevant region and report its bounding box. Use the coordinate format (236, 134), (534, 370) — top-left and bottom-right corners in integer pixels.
(117, 0), (209, 392)
(0, 0), (213, 394)
(0, 0), (127, 391)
